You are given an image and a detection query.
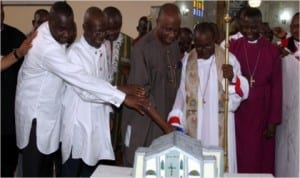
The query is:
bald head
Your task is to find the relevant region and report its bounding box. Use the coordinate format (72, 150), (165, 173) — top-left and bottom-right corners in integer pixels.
(84, 6), (106, 24)
(156, 3), (181, 45)
(83, 7), (107, 48)
(158, 3), (181, 19)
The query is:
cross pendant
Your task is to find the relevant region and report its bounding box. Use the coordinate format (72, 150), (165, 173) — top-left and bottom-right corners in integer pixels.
(250, 76), (255, 87)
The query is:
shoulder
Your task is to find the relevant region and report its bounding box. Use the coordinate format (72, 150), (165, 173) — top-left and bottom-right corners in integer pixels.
(121, 32), (133, 41)
(2, 24), (26, 44)
(66, 40), (83, 56)
(134, 31), (155, 48)
(262, 38), (280, 58)
(3, 24), (25, 37)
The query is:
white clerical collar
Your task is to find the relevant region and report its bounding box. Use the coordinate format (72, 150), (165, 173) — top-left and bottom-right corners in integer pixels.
(248, 39), (258, 44)
(197, 55), (215, 64)
(247, 36), (262, 44)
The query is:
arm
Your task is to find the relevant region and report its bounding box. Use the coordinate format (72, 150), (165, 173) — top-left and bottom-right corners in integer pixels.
(143, 104), (173, 134)
(167, 55), (188, 132)
(222, 53), (249, 112)
(263, 48), (282, 139)
(1, 31), (37, 71)
(43, 47), (144, 112)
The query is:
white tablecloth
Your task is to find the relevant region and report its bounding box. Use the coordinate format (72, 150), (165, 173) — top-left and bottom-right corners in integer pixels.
(91, 165), (273, 178)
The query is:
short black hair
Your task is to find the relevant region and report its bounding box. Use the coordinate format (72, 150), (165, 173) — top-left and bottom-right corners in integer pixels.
(34, 9), (49, 17)
(49, 1), (73, 19)
(194, 22), (216, 41)
(103, 6), (122, 19)
(244, 7), (262, 22)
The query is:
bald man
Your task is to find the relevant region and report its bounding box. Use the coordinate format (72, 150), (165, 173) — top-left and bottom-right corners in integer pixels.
(15, 2), (146, 176)
(121, 3), (182, 166)
(60, 7), (114, 176)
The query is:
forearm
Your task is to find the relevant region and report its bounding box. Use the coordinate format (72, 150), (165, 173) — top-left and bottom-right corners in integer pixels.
(143, 105), (173, 133)
(1, 52), (19, 72)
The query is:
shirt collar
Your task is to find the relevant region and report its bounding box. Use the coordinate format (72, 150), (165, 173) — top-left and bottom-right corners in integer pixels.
(80, 36), (104, 54)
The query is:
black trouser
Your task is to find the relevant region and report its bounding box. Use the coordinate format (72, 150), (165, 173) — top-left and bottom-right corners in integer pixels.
(61, 157), (97, 177)
(1, 134), (19, 177)
(21, 119), (61, 177)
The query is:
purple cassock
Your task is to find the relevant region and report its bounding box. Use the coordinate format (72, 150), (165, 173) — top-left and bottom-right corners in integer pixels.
(230, 37), (282, 174)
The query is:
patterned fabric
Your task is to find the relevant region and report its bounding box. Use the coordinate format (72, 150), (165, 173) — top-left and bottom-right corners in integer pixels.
(185, 45), (225, 145)
(109, 33), (133, 151)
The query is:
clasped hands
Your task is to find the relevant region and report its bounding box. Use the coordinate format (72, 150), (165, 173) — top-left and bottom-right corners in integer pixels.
(119, 84), (173, 134)
(119, 84), (149, 115)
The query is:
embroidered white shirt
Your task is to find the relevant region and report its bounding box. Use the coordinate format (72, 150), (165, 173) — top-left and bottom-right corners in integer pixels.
(15, 22), (125, 154)
(61, 36), (115, 165)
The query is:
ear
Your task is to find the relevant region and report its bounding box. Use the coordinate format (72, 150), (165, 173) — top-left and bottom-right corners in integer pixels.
(82, 23), (87, 31)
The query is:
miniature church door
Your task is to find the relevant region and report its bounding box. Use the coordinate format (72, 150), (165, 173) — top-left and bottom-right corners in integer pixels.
(165, 150), (180, 178)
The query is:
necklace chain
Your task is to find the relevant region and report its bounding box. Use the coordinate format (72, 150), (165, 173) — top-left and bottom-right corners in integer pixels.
(199, 57), (214, 104)
(166, 50), (177, 86)
(243, 41), (263, 87)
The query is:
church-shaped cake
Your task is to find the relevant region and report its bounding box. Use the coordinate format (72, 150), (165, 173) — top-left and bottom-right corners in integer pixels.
(133, 131), (224, 178)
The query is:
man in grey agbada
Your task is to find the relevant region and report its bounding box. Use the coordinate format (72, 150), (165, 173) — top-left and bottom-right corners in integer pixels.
(121, 3), (182, 166)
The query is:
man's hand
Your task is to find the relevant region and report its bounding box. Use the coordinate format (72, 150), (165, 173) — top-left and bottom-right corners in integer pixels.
(222, 64), (234, 82)
(263, 123), (276, 139)
(164, 124), (174, 134)
(123, 94), (148, 115)
(118, 84), (145, 97)
(17, 30), (37, 57)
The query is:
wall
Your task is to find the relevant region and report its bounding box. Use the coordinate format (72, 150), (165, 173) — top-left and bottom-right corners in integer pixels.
(259, 1), (299, 32)
(2, 1), (172, 38)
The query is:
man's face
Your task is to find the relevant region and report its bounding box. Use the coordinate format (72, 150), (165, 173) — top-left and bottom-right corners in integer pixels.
(137, 19), (148, 37)
(50, 14), (75, 44)
(106, 16), (121, 42)
(194, 31), (215, 59)
(84, 16), (107, 48)
(156, 15), (180, 45)
(290, 15), (299, 41)
(241, 16), (261, 41)
(178, 31), (193, 53)
(32, 13), (49, 30)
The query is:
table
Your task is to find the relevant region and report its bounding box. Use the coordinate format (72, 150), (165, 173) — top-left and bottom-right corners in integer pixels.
(91, 165), (274, 178)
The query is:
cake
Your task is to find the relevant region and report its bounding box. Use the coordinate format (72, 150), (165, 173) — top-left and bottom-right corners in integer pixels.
(133, 131), (224, 178)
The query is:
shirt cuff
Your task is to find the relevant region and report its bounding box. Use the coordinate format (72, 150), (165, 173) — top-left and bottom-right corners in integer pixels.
(111, 86), (126, 107)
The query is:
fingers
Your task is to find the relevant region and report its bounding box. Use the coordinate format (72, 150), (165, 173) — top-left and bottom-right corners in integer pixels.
(27, 31), (38, 42)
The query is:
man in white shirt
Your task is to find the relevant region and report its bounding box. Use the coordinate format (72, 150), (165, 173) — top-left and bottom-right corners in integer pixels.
(167, 22), (249, 173)
(15, 2), (146, 176)
(60, 7), (116, 177)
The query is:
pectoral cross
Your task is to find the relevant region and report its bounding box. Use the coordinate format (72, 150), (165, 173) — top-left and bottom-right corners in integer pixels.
(167, 64), (177, 84)
(249, 76), (255, 87)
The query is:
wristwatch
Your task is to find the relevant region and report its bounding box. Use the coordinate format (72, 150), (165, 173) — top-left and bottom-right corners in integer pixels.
(13, 49), (22, 60)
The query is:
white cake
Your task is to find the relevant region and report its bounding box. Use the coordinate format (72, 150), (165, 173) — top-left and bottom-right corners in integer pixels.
(133, 131), (224, 178)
